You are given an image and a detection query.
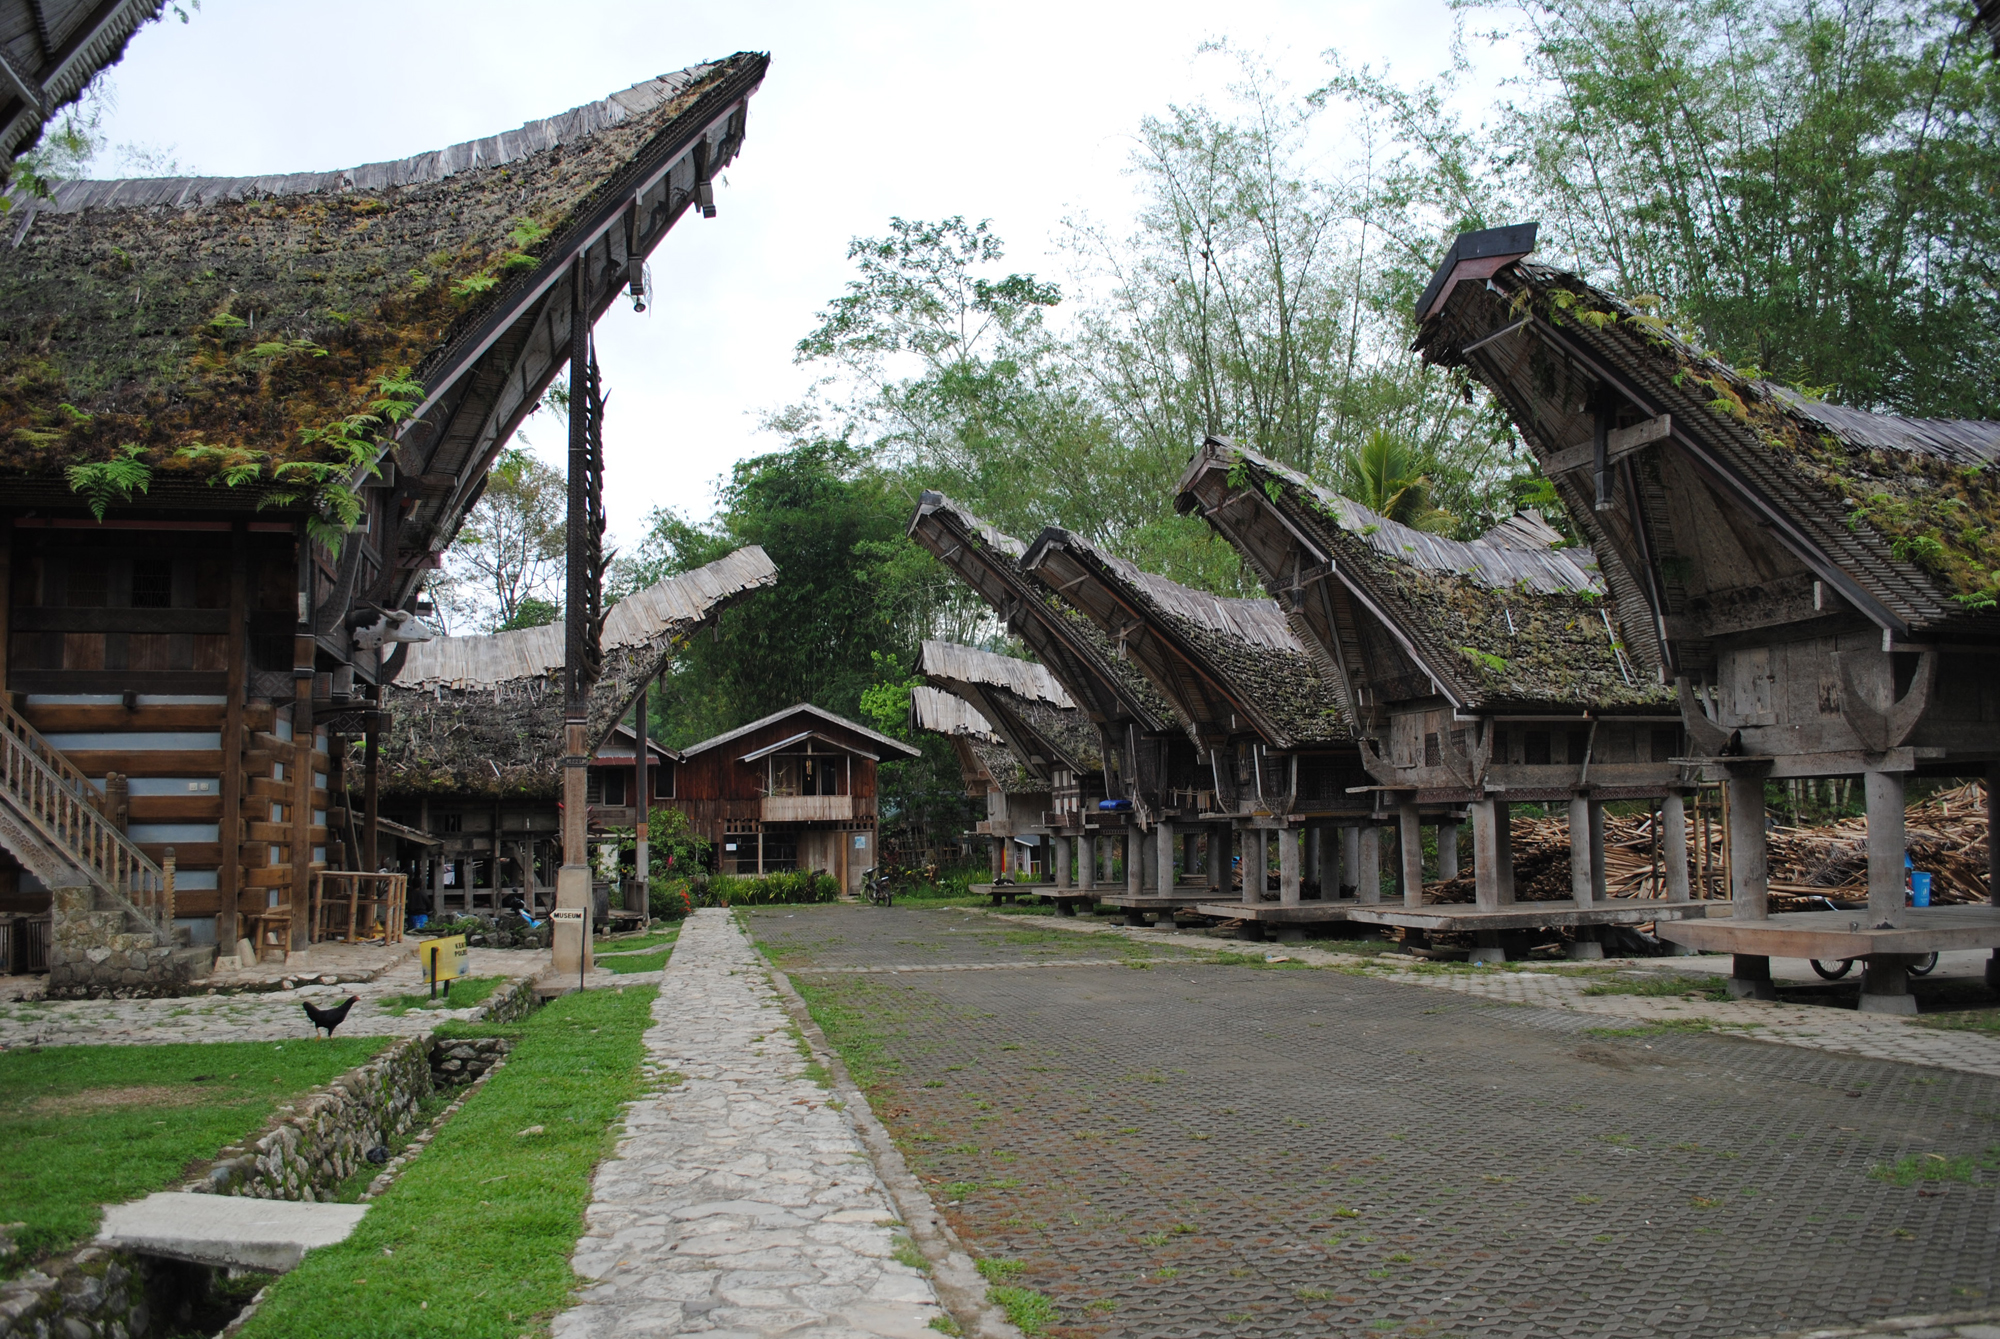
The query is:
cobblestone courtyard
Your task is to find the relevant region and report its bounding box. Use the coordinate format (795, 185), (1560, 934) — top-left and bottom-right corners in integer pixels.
(747, 905), (2000, 1339)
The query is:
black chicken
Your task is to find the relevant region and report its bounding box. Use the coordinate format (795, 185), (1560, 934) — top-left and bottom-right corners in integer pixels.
(302, 995), (360, 1039)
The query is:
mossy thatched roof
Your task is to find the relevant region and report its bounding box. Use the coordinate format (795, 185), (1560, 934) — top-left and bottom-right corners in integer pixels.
(0, 54), (765, 505)
(1417, 248), (2000, 637)
(1205, 445), (1671, 711)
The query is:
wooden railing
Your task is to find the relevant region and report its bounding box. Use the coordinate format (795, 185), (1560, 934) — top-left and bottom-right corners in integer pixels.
(0, 699), (172, 941)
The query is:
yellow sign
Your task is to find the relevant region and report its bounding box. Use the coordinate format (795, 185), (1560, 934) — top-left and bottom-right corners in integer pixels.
(418, 934), (468, 984)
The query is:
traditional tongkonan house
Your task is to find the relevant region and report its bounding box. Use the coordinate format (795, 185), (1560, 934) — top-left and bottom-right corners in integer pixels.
(378, 547), (777, 917)
(0, 55), (768, 991)
(1021, 527), (1379, 933)
(0, 0), (163, 163)
(1179, 441), (1698, 958)
(1413, 223), (2000, 1007)
(916, 640), (1105, 893)
(664, 705), (919, 893)
(907, 493), (1192, 910)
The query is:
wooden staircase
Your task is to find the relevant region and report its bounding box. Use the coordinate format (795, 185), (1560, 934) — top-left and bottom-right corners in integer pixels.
(0, 698), (212, 985)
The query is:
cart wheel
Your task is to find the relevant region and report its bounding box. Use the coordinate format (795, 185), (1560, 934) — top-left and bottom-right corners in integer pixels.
(1909, 952), (1939, 977)
(1810, 958), (1853, 980)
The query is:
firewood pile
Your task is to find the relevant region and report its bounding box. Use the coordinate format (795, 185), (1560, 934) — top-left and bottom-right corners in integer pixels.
(1426, 813), (1668, 904)
(1422, 781), (1992, 906)
(1765, 781), (1991, 907)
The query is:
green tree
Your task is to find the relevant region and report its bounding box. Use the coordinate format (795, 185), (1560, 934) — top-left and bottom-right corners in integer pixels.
(1327, 0), (2000, 417)
(433, 447), (565, 634)
(1336, 429), (1454, 531)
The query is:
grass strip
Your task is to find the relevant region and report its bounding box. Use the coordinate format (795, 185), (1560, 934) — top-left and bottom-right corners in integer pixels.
(234, 984), (659, 1339)
(596, 927), (680, 956)
(0, 1038), (389, 1273)
(375, 975), (510, 1017)
(1914, 1007), (2000, 1035)
(1868, 1146), (2000, 1185)
(599, 948), (673, 975)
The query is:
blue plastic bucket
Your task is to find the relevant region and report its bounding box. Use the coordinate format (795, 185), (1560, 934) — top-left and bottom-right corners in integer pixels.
(1910, 871), (1932, 907)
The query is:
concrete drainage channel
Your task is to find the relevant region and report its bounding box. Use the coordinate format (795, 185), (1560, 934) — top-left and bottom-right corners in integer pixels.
(0, 978), (538, 1339)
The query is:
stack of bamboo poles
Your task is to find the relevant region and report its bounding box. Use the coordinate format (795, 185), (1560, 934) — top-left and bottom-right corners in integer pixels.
(1425, 782), (1992, 906)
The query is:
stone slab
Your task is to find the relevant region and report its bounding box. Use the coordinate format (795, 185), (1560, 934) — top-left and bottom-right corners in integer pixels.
(96, 1191), (366, 1272)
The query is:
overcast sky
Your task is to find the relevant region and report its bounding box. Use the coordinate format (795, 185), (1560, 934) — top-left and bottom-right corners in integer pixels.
(87, 0), (1501, 548)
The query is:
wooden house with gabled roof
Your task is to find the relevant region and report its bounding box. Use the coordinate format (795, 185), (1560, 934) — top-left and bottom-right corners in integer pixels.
(915, 640), (1104, 887)
(1413, 223), (2000, 1005)
(0, 55), (768, 991)
(667, 704), (919, 894)
(1178, 440), (1700, 956)
(907, 492), (1188, 908)
(1021, 526), (1386, 928)
(1, 0), (164, 164)
(377, 547), (776, 915)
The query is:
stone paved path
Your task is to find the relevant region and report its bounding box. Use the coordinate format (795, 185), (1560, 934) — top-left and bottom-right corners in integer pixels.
(994, 912), (2000, 1079)
(553, 909), (947, 1339)
(0, 947), (548, 1047)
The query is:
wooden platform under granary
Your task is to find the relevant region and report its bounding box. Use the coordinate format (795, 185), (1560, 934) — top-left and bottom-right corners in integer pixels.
(1414, 222), (2000, 1003)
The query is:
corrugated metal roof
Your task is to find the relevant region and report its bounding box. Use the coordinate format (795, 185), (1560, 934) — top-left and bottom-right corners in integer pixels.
(917, 640), (1074, 707)
(395, 545), (776, 688)
(909, 685), (997, 740)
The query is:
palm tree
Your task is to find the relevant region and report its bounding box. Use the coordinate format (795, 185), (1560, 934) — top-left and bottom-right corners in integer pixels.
(1336, 430), (1454, 532)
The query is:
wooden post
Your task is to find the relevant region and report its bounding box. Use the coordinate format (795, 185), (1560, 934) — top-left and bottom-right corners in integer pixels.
(1054, 834), (1072, 890)
(1356, 826), (1381, 904)
(218, 524), (247, 948)
(1278, 826), (1301, 906)
(1436, 820), (1459, 882)
(1661, 793), (1691, 901)
(1126, 828), (1142, 898)
(1240, 827), (1264, 904)
(363, 693), (380, 878)
(289, 623), (315, 953)
(1208, 825), (1225, 891)
(633, 684), (649, 919)
(1588, 800), (1607, 902)
(1077, 832), (1095, 891)
(1472, 800), (1512, 911)
(1398, 800), (1423, 909)
(1724, 772), (1769, 922)
(1568, 798), (1594, 905)
(1341, 825), (1360, 897)
(1155, 820), (1175, 896)
(1864, 770), (1907, 920)
(554, 262), (600, 979)
(0, 515), (10, 699)
(1987, 763), (1999, 907)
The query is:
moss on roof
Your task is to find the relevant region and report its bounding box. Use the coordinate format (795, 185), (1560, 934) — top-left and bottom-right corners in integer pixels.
(0, 59), (746, 497)
(1226, 447), (1670, 709)
(1510, 269), (2000, 615)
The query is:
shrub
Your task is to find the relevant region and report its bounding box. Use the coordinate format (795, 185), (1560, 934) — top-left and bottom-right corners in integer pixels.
(649, 878), (695, 920)
(694, 870), (841, 906)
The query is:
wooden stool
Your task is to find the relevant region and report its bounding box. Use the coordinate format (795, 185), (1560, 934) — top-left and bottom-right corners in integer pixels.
(244, 911), (292, 963)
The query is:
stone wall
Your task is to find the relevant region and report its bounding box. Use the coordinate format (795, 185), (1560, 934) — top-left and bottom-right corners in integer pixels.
(192, 1036), (432, 1200)
(45, 888), (194, 1000)
(0, 1246), (200, 1339)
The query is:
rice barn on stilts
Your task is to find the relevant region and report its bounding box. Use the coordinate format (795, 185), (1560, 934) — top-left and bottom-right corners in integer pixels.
(914, 639), (1105, 906)
(907, 493), (1193, 913)
(1414, 223), (2000, 1009)
(1178, 439), (1700, 959)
